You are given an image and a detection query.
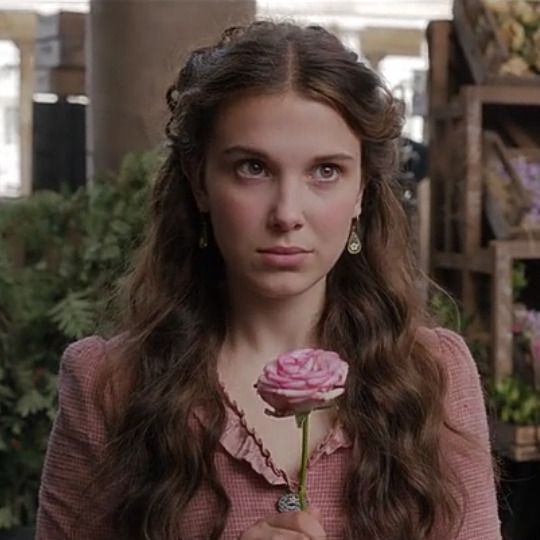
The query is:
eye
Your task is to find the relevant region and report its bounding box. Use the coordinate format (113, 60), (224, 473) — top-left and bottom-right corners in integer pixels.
(236, 159), (268, 179)
(314, 163), (341, 182)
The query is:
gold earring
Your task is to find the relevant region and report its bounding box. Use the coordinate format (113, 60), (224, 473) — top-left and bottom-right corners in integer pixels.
(347, 218), (362, 255)
(199, 217), (208, 249)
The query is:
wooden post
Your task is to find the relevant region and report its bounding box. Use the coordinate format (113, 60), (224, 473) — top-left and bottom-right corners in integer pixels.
(417, 178), (431, 277)
(426, 21), (451, 108)
(462, 86), (483, 316)
(492, 241), (513, 381)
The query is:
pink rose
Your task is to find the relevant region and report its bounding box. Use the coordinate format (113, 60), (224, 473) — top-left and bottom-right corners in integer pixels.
(255, 349), (349, 416)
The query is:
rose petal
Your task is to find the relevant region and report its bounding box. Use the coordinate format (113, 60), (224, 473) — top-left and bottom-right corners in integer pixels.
(255, 348), (349, 415)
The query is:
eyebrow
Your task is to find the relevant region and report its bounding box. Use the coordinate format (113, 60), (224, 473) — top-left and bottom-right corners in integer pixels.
(221, 145), (356, 162)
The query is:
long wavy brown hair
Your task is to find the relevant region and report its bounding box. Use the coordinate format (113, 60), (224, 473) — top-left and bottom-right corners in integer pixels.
(95, 21), (463, 540)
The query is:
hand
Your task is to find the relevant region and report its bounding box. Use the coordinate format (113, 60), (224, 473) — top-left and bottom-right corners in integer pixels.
(239, 508), (326, 540)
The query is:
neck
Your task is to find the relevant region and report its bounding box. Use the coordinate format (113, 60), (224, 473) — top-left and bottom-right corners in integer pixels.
(222, 279), (326, 365)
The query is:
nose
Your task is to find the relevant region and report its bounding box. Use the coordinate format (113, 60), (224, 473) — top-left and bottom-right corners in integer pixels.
(267, 178), (304, 233)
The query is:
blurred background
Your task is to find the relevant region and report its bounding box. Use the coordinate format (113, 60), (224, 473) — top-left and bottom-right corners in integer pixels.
(0, 1), (539, 538)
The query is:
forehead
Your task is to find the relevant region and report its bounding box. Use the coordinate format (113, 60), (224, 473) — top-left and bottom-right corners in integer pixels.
(208, 91), (361, 159)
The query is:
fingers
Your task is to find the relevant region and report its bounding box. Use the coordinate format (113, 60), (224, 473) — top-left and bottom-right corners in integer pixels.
(306, 507), (322, 522)
(262, 510), (326, 539)
(239, 509), (326, 540)
(247, 524), (312, 539)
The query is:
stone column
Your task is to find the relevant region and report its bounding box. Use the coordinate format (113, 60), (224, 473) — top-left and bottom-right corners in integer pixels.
(17, 40), (35, 196)
(88, 0), (255, 176)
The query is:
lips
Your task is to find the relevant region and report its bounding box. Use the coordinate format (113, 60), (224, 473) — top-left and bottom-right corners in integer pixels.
(258, 246), (310, 255)
(257, 246), (312, 269)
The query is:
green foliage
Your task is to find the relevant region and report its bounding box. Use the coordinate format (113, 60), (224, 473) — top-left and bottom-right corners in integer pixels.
(429, 289), (464, 332)
(0, 152), (157, 529)
(512, 262), (528, 301)
(492, 377), (540, 426)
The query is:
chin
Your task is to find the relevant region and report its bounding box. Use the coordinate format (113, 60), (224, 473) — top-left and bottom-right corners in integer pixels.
(251, 274), (325, 299)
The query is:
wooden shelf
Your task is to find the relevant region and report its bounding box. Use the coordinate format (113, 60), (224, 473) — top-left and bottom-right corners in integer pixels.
(432, 248), (493, 274)
(432, 251), (464, 270)
(428, 22), (540, 455)
(431, 102), (462, 120)
(430, 84), (540, 123)
(492, 239), (540, 259)
(466, 85), (540, 106)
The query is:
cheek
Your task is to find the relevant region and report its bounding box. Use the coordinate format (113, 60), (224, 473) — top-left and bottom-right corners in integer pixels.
(208, 192), (261, 245)
(313, 200), (356, 242)
(319, 216), (351, 248)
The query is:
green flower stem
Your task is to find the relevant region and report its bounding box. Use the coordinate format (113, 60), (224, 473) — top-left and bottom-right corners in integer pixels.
(298, 413), (310, 511)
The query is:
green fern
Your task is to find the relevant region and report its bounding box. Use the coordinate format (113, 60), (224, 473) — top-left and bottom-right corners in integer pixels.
(0, 151), (157, 529)
(49, 291), (96, 340)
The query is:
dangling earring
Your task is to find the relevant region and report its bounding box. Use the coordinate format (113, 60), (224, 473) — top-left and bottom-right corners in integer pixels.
(199, 215), (208, 249)
(347, 217), (362, 255)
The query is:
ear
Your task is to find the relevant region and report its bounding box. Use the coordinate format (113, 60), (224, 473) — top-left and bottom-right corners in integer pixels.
(187, 161), (210, 212)
(353, 186), (364, 218)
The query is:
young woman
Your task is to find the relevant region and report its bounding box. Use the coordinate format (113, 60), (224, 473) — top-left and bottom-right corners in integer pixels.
(36, 21), (501, 540)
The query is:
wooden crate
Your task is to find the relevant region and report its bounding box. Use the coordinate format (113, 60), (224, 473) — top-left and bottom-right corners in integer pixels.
(35, 67), (85, 96)
(491, 240), (540, 381)
(497, 112), (540, 148)
(430, 85), (540, 273)
(35, 11), (86, 95)
(37, 11), (85, 41)
(483, 130), (535, 240)
(495, 420), (540, 461)
(453, 0), (540, 85)
(35, 37), (85, 69)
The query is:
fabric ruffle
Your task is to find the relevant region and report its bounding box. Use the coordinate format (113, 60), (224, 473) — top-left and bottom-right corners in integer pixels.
(194, 385), (351, 488)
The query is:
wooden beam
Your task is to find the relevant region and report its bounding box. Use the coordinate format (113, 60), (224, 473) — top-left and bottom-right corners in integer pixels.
(360, 27), (424, 59)
(493, 240), (540, 259)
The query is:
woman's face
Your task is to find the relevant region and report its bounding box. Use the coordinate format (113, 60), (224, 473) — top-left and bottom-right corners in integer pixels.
(196, 90), (363, 299)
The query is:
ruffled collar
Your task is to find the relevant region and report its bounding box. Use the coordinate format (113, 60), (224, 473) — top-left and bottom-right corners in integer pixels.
(193, 387), (352, 488)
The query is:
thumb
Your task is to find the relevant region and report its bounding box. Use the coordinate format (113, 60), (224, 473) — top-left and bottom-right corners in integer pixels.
(307, 507), (322, 522)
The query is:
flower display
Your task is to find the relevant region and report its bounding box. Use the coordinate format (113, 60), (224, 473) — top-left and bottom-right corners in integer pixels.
(483, 138), (540, 235)
(485, 0), (540, 77)
(513, 305), (540, 388)
(500, 18), (526, 51)
(513, 158), (540, 227)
